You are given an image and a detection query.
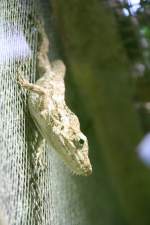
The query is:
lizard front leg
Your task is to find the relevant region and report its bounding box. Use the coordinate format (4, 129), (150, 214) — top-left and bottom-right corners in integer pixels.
(17, 75), (46, 95)
(17, 75), (47, 170)
(17, 75), (49, 114)
(34, 134), (46, 171)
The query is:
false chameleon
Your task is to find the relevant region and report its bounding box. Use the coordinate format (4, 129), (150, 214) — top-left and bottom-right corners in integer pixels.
(17, 21), (92, 176)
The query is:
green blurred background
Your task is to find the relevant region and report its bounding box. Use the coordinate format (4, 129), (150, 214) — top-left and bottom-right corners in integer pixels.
(49, 0), (150, 224)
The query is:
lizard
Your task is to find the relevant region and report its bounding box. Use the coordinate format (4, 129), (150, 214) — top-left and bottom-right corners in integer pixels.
(17, 20), (92, 176)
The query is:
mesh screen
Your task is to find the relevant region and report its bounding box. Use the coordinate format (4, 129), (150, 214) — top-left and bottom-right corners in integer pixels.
(0, 1), (94, 225)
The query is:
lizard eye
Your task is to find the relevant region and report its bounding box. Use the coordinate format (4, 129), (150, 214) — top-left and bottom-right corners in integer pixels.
(79, 138), (84, 146)
(73, 138), (84, 149)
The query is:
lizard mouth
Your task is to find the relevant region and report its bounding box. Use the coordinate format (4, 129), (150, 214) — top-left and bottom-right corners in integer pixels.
(83, 165), (92, 176)
(72, 165), (92, 176)
(69, 156), (92, 176)
(63, 146), (92, 176)
(78, 166), (92, 176)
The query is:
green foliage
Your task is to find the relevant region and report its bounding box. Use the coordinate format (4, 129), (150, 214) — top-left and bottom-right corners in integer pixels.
(52, 1), (150, 224)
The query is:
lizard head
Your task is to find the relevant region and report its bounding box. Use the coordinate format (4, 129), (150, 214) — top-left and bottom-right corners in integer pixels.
(66, 131), (92, 176)
(52, 109), (92, 176)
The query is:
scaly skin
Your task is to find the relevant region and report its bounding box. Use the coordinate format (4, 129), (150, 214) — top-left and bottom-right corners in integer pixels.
(17, 20), (92, 176)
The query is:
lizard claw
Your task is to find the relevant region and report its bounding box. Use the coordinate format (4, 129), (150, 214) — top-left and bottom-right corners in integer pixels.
(17, 74), (29, 87)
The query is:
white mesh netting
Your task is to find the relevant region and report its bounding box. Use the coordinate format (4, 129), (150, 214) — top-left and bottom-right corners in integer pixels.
(0, 1), (94, 225)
